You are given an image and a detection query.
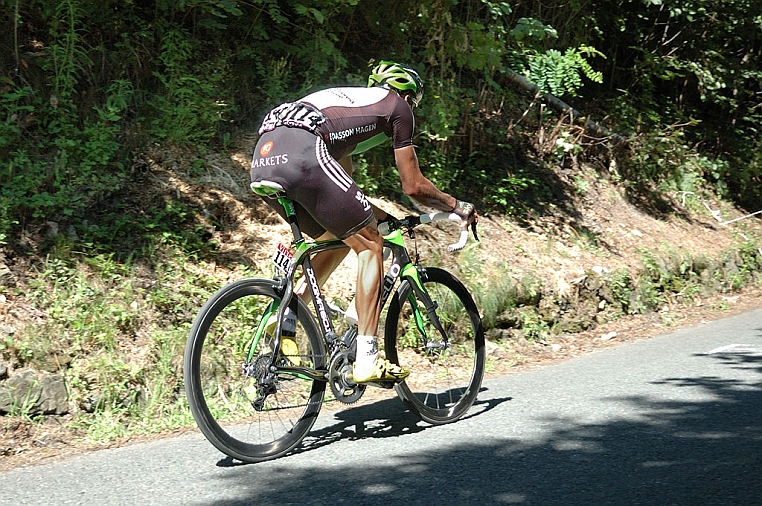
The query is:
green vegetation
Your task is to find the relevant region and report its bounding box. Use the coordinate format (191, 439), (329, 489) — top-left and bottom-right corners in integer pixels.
(6, 0), (760, 241)
(1, 0), (762, 443)
(478, 239), (762, 343)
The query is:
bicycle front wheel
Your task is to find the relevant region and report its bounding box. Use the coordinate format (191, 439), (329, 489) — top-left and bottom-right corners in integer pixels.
(184, 278), (326, 463)
(384, 267), (485, 424)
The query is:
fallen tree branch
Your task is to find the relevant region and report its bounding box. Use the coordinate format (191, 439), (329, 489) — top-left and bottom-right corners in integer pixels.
(503, 69), (627, 146)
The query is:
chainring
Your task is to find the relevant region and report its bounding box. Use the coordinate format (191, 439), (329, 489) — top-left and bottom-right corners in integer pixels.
(328, 349), (365, 404)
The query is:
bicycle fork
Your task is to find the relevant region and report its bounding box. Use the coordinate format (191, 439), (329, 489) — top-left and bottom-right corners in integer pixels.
(385, 258), (450, 353)
(404, 275), (450, 353)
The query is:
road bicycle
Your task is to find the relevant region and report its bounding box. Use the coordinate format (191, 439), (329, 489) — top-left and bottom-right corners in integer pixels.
(183, 181), (485, 463)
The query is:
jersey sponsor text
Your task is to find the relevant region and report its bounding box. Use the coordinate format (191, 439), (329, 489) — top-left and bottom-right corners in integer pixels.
(252, 153), (289, 168)
(259, 141), (274, 156)
(328, 124), (376, 143)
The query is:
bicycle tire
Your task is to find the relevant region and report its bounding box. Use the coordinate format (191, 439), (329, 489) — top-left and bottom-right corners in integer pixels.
(184, 278), (326, 463)
(384, 267), (485, 424)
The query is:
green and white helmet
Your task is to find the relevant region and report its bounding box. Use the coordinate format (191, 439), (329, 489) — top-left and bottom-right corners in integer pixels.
(367, 61), (424, 106)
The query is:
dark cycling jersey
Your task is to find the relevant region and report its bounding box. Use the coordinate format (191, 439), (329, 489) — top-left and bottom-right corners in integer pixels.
(259, 87), (415, 160)
(303, 87), (415, 159)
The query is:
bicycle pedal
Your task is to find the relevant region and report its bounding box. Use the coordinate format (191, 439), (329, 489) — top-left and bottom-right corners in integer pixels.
(365, 380), (398, 389)
(345, 372), (403, 388)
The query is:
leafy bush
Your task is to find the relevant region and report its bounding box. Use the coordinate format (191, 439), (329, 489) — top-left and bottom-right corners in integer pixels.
(149, 29), (233, 145)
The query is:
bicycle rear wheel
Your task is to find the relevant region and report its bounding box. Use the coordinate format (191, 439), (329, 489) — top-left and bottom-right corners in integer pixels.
(384, 267), (485, 424)
(184, 278), (326, 463)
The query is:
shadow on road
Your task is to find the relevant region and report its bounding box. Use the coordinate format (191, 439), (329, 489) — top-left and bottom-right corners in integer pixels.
(215, 387), (511, 467)
(203, 353), (762, 506)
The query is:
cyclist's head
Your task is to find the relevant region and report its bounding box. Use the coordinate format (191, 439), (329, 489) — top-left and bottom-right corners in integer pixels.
(367, 61), (423, 107)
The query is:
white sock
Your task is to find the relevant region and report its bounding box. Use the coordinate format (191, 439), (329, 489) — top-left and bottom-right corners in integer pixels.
(355, 334), (378, 368)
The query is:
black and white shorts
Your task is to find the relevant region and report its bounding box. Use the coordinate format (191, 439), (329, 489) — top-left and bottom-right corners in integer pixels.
(250, 127), (374, 239)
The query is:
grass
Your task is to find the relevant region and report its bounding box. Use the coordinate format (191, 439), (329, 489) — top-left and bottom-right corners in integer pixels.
(2, 248), (224, 442)
(463, 238), (762, 346)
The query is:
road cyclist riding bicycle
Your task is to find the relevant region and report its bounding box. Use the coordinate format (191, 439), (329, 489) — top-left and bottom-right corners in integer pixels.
(249, 60), (478, 384)
(184, 61), (484, 462)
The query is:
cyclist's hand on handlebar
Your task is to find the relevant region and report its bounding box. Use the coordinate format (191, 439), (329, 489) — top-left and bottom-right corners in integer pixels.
(452, 199), (477, 225)
(452, 199), (479, 241)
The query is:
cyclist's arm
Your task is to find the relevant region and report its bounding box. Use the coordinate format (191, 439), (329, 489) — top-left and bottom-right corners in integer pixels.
(394, 145), (457, 212)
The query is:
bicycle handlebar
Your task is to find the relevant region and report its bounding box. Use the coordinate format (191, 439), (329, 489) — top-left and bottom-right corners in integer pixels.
(380, 212), (478, 253)
(418, 213), (471, 252)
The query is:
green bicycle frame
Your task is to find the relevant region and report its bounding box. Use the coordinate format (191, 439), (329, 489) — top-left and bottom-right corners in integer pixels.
(244, 193), (446, 380)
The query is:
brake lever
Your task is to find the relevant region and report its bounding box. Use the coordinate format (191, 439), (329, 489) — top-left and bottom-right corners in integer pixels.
(470, 221), (479, 242)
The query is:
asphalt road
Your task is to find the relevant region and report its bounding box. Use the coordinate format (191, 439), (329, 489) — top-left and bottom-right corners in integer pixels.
(2, 308), (761, 506)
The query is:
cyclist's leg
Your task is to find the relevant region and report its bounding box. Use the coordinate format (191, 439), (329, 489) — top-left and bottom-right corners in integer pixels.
(252, 143), (386, 301)
(341, 225), (383, 338)
(252, 130), (406, 382)
(343, 224), (409, 382)
(283, 135), (378, 307)
(252, 128), (341, 334)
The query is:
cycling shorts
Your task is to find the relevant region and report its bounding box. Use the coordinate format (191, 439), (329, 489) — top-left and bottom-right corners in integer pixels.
(250, 127), (374, 239)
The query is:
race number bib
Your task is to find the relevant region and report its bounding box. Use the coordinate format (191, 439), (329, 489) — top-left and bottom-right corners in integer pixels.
(271, 243), (294, 273)
(259, 102), (326, 135)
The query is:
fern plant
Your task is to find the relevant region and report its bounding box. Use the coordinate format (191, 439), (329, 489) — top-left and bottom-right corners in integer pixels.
(527, 45), (605, 97)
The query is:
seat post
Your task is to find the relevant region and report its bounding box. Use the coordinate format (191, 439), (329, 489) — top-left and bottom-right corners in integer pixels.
(277, 196), (305, 244)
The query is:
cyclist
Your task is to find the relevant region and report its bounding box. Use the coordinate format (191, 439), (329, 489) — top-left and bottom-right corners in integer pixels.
(250, 61), (477, 383)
